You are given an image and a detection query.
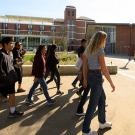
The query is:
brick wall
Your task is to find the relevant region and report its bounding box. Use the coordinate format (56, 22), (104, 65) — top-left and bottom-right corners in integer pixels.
(116, 25), (130, 55)
(20, 24), (28, 34)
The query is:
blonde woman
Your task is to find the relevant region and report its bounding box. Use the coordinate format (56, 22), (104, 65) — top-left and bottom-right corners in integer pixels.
(82, 31), (115, 135)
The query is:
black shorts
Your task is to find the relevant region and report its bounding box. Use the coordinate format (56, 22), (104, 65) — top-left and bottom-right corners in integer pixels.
(0, 83), (15, 97)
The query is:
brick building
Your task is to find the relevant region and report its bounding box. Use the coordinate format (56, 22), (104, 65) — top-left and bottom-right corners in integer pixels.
(0, 5), (135, 55)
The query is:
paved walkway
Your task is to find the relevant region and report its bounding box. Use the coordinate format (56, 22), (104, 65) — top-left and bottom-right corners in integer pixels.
(0, 56), (135, 135)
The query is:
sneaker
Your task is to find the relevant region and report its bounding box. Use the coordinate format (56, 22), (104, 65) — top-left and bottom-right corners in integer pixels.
(25, 98), (34, 105)
(8, 110), (24, 118)
(72, 83), (76, 88)
(56, 91), (64, 95)
(99, 122), (112, 129)
(39, 87), (43, 92)
(17, 88), (25, 93)
(76, 91), (81, 97)
(76, 112), (85, 116)
(82, 131), (98, 135)
(47, 99), (56, 106)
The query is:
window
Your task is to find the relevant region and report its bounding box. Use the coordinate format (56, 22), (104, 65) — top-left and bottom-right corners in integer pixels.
(68, 20), (70, 25)
(72, 26), (74, 31)
(28, 24), (32, 30)
(68, 11), (70, 16)
(51, 26), (56, 32)
(61, 26), (64, 31)
(18, 24), (20, 29)
(40, 25), (44, 31)
(72, 20), (74, 25)
(72, 11), (74, 16)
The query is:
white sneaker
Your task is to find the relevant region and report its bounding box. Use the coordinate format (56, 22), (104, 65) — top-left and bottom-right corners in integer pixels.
(82, 131), (97, 135)
(99, 122), (112, 129)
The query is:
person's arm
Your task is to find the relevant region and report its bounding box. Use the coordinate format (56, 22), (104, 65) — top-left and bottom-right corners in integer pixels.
(82, 54), (88, 88)
(99, 55), (115, 92)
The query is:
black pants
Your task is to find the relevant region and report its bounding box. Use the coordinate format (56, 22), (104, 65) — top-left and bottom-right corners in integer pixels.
(46, 68), (60, 90)
(14, 66), (22, 84)
(72, 75), (78, 85)
(76, 85), (90, 113)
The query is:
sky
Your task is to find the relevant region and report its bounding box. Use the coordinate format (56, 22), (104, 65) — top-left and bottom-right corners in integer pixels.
(0, 0), (135, 23)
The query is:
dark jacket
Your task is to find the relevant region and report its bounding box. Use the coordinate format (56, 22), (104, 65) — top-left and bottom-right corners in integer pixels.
(32, 54), (46, 78)
(0, 49), (17, 85)
(46, 45), (59, 71)
(46, 54), (59, 70)
(12, 47), (23, 65)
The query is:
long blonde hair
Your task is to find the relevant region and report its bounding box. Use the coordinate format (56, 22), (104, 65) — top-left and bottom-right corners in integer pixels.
(85, 31), (107, 57)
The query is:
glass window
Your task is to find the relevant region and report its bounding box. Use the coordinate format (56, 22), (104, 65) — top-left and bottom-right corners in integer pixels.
(72, 11), (74, 16)
(68, 11), (70, 16)
(72, 26), (74, 31)
(28, 25), (32, 30)
(68, 20), (70, 25)
(72, 20), (74, 25)
(40, 25), (44, 31)
(51, 26), (56, 32)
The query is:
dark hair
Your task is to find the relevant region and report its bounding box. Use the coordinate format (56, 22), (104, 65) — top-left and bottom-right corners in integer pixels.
(1, 37), (13, 47)
(81, 39), (86, 44)
(15, 41), (21, 46)
(50, 44), (57, 54)
(36, 45), (45, 55)
(46, 45), (51, 56)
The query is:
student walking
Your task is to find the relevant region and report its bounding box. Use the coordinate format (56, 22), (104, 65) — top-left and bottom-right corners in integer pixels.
(26, 45), (56, 105)
(46, 44), (64, 95)
(0, 37), (24, 118)
(12, 42), (26, 93)
(72, 39), (86, 88)
(82, 31), (115, 135)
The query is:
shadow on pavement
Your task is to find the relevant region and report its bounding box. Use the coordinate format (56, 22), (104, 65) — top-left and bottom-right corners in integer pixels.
(0, 87), (111, 135)
(98, 127), (111, 135)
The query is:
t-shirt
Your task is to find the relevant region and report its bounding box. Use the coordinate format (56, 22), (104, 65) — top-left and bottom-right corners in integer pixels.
(87, 48), (105, 70)
(75, 57), (83, 70)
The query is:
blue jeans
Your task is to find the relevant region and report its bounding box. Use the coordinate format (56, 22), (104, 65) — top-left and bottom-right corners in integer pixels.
(27, 77), (51, 102)
(82, 70), (106, 133)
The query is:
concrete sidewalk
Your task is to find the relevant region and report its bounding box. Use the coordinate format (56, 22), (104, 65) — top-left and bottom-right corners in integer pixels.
(0, 74), (135, 135)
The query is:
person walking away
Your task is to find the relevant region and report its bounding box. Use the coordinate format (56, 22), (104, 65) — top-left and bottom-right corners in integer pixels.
(82, 31), (115, 135)
(46, 44), (64, 95)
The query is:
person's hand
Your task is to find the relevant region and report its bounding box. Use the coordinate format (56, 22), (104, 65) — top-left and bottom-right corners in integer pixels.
(83, 79), (87, 88)
(110, 83), (115, 92)
(34, 77), (38, 82)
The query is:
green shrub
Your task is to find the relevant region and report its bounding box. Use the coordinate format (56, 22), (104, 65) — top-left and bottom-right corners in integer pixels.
(23, 55), (34, 63)
(23, 52), (77, 65)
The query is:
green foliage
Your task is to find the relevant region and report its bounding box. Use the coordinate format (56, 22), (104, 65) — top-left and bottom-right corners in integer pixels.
(57, 52), (77, 65)
(23, 52), (77, 65)
(23, 55), (34, 63)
